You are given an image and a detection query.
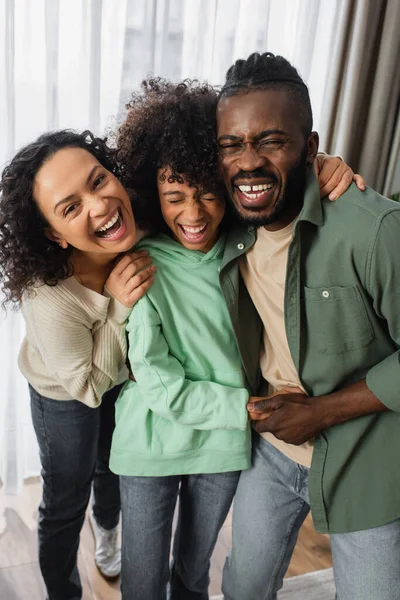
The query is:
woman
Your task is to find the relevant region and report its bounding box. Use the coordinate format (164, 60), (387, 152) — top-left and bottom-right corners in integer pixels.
(0, 130), (154, 599)
(110, 78), (365, 600)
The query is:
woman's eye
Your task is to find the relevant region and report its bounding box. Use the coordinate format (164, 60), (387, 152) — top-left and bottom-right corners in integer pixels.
(64, 203), (78, 216)
(93, 174), (106, 188)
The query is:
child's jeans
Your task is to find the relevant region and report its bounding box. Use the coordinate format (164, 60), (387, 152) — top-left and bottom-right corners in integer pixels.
(119, 470), (240, 600)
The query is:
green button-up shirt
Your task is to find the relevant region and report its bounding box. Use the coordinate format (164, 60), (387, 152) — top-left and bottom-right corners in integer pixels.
(220, 168), (400, 534)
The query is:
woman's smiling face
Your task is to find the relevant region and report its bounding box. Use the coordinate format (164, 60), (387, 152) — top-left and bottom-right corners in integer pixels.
(33, 147), (137, 258)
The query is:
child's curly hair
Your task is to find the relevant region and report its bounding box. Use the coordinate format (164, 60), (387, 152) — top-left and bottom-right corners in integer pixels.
(115, 78), (228, 233)
(0, 130), (119, 306)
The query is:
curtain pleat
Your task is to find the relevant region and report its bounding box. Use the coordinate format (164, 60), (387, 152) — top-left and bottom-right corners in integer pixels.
(327, 0), (400, 193)
(384, 109), (400, 198)
(357, 0), (400, 192)
(45, 0), (60, 130)
(88, 0), (102, 133)
(0, 0), (15, 168)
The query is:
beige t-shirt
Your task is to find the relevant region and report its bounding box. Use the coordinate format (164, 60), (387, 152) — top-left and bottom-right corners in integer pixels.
(239, 222), (313, 468)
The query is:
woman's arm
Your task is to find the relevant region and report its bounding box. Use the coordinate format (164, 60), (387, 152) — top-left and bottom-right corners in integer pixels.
(23, 252), (155, 407)
(314, 153), (366, 200)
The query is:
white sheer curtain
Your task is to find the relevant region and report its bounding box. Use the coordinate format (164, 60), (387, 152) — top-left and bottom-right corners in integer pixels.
(0, 0), (349, 493)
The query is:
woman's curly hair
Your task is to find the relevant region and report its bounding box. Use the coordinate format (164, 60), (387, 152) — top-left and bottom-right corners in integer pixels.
(115, 78), (228, 233)
(0, 129), (119, 306)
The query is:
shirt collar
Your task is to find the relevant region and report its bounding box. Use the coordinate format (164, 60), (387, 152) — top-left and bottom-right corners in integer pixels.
(296, 166), (324, 228)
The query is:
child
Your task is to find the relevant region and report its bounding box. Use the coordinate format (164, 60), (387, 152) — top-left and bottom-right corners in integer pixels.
(110, 79), (252, 600)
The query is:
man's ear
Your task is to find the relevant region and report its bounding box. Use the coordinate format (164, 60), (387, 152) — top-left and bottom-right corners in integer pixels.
(44, 227), (68, 249)
(306, 132), (319, 165)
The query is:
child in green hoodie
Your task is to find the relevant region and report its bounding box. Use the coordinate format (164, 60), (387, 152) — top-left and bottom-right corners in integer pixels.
(110, 79), (353, 599)
(110, 79), (253, 600)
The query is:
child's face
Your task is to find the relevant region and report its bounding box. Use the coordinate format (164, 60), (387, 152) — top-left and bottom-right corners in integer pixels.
(157, 168), (225, 253)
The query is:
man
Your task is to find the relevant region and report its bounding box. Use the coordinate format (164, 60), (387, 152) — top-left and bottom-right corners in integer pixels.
(217, 52), (400, 600)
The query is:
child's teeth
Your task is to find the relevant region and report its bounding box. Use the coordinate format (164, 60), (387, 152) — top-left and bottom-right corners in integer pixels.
(182, 225), (206, 233)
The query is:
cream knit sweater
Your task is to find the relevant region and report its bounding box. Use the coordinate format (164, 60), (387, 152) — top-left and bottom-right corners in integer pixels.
(19, 276), (131, 407)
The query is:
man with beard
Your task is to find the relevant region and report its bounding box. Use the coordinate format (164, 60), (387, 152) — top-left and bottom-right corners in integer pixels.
(217, 53), (400, 600)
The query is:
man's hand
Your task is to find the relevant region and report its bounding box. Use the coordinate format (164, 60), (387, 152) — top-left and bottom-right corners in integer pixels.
(247, 386), (304, 420)
(247, 380), (389, 445)
(314, 154), (366, 201)
(247, 390), (323, 445)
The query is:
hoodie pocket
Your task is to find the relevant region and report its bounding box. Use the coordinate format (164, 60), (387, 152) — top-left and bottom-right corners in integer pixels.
(152, 416), (209, 455)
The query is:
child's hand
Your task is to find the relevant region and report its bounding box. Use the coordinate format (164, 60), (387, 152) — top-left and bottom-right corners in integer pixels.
(247, 395), (274, 421)
(247, 387), (305, 421)
(105, 251), (156, 308)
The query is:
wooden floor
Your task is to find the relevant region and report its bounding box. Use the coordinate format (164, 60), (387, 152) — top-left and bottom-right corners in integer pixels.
(0, 477), (332, 599)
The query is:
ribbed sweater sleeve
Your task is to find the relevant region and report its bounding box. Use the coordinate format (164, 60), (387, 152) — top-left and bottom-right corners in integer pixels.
(19, 279), (131, 406)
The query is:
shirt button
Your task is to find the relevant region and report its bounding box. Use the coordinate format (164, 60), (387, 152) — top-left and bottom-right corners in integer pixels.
(237, 243), (245, 250)
(322, 290), (330, 298)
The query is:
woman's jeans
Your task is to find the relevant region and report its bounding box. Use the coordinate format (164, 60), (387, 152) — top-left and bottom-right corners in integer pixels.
(119, 471), (240, 600)
(30, 384), (121, 600)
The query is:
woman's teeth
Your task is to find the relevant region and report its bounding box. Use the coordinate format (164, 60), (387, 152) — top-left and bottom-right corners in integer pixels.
(97, 210), (119, 233)
(237, 183), (273, 199)
(95, 210), (123, 238)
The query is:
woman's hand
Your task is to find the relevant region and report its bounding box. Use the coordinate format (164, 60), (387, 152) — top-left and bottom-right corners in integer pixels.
(105, 250), (156, 308)
(314, 154), (366, 201)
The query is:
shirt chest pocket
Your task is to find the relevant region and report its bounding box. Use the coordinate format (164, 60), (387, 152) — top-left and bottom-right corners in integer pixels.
(302, 285), (374, 355)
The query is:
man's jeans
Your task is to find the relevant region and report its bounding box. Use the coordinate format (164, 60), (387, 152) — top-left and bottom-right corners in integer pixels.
(222, 430), (400, 600)
(30, 384), (121, 600)
(119, 471), (240, 600)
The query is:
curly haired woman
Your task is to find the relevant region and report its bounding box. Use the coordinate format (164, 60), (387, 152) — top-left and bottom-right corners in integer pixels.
(0, 130), (155, 599)
(110, 78), (364, 600)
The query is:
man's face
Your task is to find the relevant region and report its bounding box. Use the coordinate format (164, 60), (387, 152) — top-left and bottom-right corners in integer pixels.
(217, 88), (318, 229)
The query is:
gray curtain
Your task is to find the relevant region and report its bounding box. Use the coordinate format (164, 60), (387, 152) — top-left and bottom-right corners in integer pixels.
(326, 0), (400, 195)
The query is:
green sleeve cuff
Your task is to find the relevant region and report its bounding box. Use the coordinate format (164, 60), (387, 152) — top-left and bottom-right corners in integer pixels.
(366, 351), (400, 412)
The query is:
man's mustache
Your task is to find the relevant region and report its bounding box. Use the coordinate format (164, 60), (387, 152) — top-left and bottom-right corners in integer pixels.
(232, 169), (277, 183)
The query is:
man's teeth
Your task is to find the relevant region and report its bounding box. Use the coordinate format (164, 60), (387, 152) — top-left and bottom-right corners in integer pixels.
(238, 183), (274, 196)
(97, 210), (119, 232)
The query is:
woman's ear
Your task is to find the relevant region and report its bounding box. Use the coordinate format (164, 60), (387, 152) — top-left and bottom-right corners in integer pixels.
(44, 227), (68, 249)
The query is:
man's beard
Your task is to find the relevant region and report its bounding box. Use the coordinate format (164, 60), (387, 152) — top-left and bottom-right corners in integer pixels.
(230, 147), (309, 227)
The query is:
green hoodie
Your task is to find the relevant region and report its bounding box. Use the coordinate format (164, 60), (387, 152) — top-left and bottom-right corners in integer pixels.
(110, 233), (251, 476)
